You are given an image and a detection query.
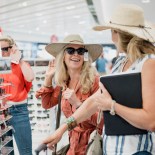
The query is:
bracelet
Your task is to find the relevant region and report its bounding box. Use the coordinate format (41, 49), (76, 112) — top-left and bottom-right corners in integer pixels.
(43, 84), (53, 88)
(66, 116), (77, 131)
(110, 100), (116, 115)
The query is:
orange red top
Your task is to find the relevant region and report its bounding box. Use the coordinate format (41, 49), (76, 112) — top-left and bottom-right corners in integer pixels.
(0, 63), (32, 102)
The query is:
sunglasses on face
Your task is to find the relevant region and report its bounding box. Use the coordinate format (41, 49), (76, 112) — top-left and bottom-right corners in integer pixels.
(1, 46), (13, 52)
(65, 47), (88, 55)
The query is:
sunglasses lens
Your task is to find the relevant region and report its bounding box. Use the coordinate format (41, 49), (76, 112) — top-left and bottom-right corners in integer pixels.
(76, 48), (87, 55)
(1, 46), (12, 52)
(1, 47), (9, 52)
(65, 47), (87, 55)
(65, 47), (75, 55)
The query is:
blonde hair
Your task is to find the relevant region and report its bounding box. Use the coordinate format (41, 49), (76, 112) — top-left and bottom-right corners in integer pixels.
(117, 30), (155, 62)
(54, 50), (97, 94)
(0, 36), (15, 46)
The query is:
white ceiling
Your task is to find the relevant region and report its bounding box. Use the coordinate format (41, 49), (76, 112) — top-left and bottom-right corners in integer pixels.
(0, 0), (155, 44)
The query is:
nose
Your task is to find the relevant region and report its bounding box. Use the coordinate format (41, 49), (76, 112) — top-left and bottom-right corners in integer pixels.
(73, 50), (78, 55)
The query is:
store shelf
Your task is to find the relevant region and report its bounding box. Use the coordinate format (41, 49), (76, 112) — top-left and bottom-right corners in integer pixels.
(0, 115), (12, 125)
(0, 94), (12, 100)
(1, 147), (14, 155)
(0, 127), (12, 137)
(1, 136), (13, 149)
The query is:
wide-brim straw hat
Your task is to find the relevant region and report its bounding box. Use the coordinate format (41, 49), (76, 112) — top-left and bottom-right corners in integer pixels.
(0, 35), (15, 45)
(45, 34), (103, 62)
(93, 4), (155, 43)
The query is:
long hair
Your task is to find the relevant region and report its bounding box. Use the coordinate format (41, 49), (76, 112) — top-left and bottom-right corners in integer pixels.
(117, 30), (155, 62)
(54, 51), (97, 94)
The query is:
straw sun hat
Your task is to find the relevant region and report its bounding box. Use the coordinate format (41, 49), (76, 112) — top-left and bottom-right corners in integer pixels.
(94, 4), (155, 43)
(45, 34), (103, 62)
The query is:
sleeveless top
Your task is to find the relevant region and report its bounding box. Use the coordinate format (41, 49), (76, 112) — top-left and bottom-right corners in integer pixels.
(103, 54), (155, 155)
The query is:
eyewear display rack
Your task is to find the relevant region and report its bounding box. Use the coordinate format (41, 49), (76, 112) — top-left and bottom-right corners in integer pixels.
(25, 58), (69, 152)
(0, 58), (14, 155)
(24, 59), (51, 134)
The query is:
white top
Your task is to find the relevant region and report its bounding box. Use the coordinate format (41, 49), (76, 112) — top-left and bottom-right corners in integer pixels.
(103, 54), (155, 155)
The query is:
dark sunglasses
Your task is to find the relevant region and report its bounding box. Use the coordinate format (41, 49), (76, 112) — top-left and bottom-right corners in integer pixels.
(36, 77), (45, 81)
(1, 46), (13, 52)
(65, 47), (88, 55)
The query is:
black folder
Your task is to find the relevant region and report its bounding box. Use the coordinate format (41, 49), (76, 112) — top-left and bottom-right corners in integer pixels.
(100, 72), (147, 135)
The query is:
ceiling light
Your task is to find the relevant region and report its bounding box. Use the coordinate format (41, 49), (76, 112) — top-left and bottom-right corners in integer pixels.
(66, 6), (75, 10)
(64, 32), (69, 36)
(73, 15), (80, 18)
(19, 25), (24, 28)
(142, 0), (150, 3)
(78, 21), (86, 24)
(35, 13), (43, 16)
(22, 2), (28, 6)
(36, 27), (40, 31)
(28, 31), (32, 34)
(43, 20), (47, 24)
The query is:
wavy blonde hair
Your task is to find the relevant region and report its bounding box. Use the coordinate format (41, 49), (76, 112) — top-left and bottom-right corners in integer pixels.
(54, 50), (97, 94)
(117, 30), (155, 62)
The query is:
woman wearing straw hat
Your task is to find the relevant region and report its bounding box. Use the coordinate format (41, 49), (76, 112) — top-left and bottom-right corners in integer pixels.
(35, 34), (104, 155)
(40, 4), (155, 155)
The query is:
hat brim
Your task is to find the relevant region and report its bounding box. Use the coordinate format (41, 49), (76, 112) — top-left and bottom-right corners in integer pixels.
(93, 22), (155, 43)
(45, 43), (103, 62)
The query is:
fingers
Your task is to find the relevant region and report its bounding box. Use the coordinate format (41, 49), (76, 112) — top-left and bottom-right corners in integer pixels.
(47, 144), (55, 150)
(99, 82), (111, 96)
(11, 45), (18, 54)
(49, 59), (55, 67)
(63, 89), (74, 99)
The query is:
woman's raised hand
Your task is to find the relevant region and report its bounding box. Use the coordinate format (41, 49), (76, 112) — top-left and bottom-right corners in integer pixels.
(45, 59), (56, 77)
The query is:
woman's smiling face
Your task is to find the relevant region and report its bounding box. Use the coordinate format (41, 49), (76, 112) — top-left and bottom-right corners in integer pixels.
(64, 44), (85, 71)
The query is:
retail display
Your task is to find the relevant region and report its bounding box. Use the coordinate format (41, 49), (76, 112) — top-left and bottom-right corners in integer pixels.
(25, 59), (51, 134)
(0, 62), (14, 155)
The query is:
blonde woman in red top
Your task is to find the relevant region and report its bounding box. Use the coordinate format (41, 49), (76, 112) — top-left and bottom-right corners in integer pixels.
(0, 36), (34, 155)
(36, 34), (104, 155)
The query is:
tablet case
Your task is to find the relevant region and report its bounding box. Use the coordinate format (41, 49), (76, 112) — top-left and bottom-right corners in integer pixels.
(100, 72), (147, 135)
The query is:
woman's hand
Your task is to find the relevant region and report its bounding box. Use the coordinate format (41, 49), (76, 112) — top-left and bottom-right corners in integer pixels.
(45, 59), (56, 77)
(63, 88), (81, 108)
(94, 82), (113, 111)
(44, 59), (56, 87)
(10, 45), (21, 64)
(42, 127), (64, 150)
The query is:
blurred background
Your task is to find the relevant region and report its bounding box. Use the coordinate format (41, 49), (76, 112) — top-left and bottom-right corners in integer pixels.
(0, 0), (154, 60)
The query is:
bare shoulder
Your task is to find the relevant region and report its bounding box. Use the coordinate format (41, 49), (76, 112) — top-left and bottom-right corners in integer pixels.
(141, 58), (155, 85)
(142, 58), (155, 73)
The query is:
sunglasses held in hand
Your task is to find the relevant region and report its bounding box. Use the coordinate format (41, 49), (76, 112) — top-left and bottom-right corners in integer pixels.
(65, 47), (88, 55)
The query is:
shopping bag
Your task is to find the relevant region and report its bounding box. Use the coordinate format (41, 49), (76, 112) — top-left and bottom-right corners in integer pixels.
(52, 144), (70, 155)
(86, 110), (103, 155)
(86, 129), (103, 155)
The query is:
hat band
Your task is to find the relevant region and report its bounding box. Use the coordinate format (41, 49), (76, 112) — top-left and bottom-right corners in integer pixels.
(69, 40), (83, 44)
(109, 21), (155, 42)
(109, 21), (151, 29)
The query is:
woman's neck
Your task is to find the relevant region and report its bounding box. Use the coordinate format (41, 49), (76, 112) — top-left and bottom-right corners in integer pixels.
(68, 70), (80, 90)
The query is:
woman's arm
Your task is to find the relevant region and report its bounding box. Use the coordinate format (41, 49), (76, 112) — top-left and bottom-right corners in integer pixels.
(19, 60), (34, 82)
(112, 59), (155, 131)
(42, 94), (99, 148)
